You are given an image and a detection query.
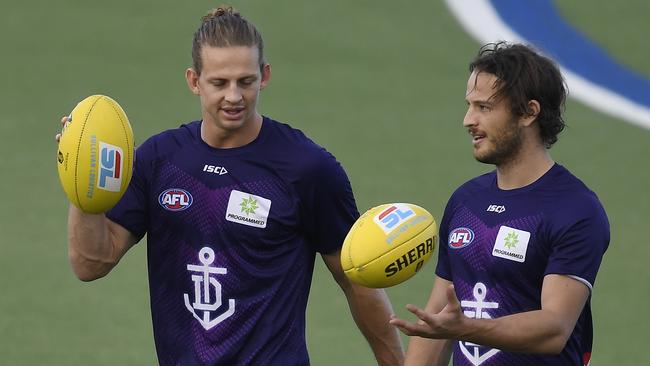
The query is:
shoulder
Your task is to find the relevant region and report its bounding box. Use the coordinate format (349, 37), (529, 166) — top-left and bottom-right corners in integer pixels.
(263, 117), (342, 173)
(541, 165), (609, 239)
(449, 170), (495, 202)
(545, 164), (607, 217)
(262, 118), (353, 201)
(135, 120), (200, 162)
(263, 117), (311, 144)
(439, 171), (494, 222)
(263, 117), (323, 152)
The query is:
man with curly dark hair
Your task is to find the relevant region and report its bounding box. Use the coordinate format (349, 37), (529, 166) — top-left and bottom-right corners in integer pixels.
(391, 42), (609, 366)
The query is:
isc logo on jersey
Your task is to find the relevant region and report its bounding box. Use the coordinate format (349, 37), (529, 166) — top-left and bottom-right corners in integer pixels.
(203, 164), (228, 175)
(159, 188), (193, 211)
(97, 142), (123, 192)
(373, 204), (415, 234)
(448, 227), (475, 249)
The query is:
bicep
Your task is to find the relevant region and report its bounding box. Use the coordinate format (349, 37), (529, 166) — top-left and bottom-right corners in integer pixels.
(106, 217), (139, 262)
(321, 250), (349, 288)
(541, 274), (590, 334)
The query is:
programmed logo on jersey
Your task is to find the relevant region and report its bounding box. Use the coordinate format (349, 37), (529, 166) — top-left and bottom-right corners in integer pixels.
(97, 142), (123, 192)
(226, 190), (271, 228)
(492, 225), (530, 263)
(448, 227), (475, 249)
(159, 188), (193, 211)
(373, 204), (415, 234)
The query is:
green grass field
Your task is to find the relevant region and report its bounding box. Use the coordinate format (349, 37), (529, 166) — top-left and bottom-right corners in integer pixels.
(1, 0), (648, 364)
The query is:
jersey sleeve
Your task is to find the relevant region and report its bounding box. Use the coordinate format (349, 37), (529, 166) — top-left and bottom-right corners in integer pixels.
(105, 139), (154, 241)
(296, 149), (359, 254)
(544, 193), (610, 289)
(434, 196), (456, 281)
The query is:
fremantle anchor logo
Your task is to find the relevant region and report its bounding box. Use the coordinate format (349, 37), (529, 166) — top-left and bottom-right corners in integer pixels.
(183, 247), (235, 330)
(459, 282), (500, 365)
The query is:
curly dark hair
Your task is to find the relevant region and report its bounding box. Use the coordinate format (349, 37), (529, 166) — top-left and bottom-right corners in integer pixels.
(469, 42), (567, 148)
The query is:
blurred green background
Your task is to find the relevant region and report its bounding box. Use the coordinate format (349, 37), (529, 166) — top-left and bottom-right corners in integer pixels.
(1, 0), (648, 364)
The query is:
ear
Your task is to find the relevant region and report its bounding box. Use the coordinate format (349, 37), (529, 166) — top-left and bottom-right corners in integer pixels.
(259, 63), (271, 91)
(520, 99), (541, 127)
(185, 68), (200, 95)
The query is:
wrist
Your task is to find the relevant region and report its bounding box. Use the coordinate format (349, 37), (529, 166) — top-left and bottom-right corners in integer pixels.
(454, 312), (477, 340)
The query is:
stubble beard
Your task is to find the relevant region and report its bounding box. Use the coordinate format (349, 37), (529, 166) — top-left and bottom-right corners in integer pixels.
(474, 118), (523, 166)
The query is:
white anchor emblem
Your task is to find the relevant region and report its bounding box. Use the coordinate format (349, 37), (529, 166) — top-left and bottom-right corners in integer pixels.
(183, 247), (235, 330)
(459, 282), (500, 365)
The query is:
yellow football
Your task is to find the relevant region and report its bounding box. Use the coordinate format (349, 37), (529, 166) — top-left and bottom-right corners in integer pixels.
(57, 95), (134, 213)
(341, 203), (437, 288)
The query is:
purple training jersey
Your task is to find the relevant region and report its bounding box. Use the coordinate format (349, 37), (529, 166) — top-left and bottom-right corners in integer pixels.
(106, 117), (359, 365)
(436, 164), (609, 366)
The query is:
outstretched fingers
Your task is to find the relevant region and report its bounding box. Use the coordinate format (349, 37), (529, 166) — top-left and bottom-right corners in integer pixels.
(405, 303), (435, 324)
(389, 312), (432, 337)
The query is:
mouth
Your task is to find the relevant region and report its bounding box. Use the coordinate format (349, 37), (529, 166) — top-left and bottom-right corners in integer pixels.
(469, 130), (486, 146)
(219, 106), (245, 120)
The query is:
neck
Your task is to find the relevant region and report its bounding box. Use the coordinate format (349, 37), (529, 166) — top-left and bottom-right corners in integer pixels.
(201, 113), (263, 149)
(495, 145), (554, 190)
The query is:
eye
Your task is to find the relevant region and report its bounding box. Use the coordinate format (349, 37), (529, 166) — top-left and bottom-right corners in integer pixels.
(239, 77), (256, 86)
(479, 104), (491, 112)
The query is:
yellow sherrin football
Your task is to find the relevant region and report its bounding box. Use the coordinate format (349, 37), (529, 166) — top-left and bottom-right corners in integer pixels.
(57, 95), (134, 213)
(341, 203), (437, 288)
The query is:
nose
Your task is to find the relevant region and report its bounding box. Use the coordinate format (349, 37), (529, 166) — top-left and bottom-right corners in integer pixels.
(225, 84), (243, 104)
(463, 107), (476, 128)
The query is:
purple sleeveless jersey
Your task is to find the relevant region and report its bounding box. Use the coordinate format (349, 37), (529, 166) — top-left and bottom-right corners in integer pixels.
(436, 164), (609, 366)
(106, 117), (359, 365)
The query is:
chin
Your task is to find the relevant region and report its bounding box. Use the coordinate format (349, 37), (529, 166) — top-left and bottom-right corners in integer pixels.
(474, 149), (498, 165)
(219, 120), (246, 130)
(475, 156), (496, 165)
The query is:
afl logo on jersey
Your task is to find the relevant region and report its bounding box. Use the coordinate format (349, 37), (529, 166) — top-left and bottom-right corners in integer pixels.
(159, 188), (193, 211)
(448, 227), (475, 249)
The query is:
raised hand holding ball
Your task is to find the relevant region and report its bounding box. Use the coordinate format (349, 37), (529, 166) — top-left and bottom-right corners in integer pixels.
(57, 95), (134, 213)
